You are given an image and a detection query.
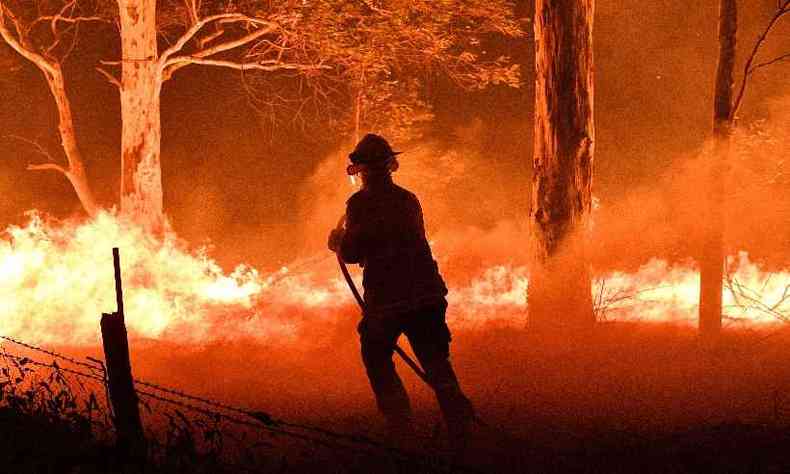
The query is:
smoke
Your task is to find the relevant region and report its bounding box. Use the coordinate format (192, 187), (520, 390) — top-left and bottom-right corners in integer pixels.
(591, 94), (790, 272)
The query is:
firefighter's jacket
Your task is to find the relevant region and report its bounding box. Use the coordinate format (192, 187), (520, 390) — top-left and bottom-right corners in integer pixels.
(339, 176), (448, 317)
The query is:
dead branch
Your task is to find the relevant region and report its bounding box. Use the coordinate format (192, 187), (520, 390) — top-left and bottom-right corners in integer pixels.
(724, 273), (790, 323)
(95, 66), (121, 88)
(31, 0), (106, 34)
(161, 24), (276, 80)
(158, 13), (274, 66)
(4, 134), (54, 160)
(27, 162), (68, 175)
(731, 0), (790, 118)
(750, 51), (790, 71)
(4, 134), (69, 177)
(0, 3), (57, 76)
(162, 56), (330, 75)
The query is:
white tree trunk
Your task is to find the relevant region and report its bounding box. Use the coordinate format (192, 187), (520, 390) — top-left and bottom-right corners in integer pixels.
(45, 66), (100, 217)
(118, 0), (164, 231)
(0, 13), (99, 217)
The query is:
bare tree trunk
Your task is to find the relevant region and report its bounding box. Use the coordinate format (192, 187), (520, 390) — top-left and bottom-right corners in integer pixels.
(44, 67), (100, 217)
(0, 13), (98, 217)
(700, 0), (737, 339)
(529, 0), (595, 331)
(118, 0), (164, 231)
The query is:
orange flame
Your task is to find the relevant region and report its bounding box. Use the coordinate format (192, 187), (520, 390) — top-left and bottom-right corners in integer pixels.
(0, 212), (787, 347)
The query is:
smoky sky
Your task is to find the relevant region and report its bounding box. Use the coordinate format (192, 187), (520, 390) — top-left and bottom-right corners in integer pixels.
(1, 0), (788, 270)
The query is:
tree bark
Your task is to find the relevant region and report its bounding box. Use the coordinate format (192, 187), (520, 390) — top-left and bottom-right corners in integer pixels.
(700, 0), (737, 339)
(0, 12), (99, 217)
(44, 66), (100, 217)
(118, 0), (164, 231)
(529, 0), (595, 331)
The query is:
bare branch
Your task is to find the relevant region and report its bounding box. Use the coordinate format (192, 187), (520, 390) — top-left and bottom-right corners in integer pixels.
(4, 134), (54, 161)
(27, 162), (68, 175)
(161, 25), (276, 80)
(163, 56), (330, 75)
(197, 27), (224, 49)
(0, 4), (57, 76)
(732, 1), (790, 118)
(184, 0), (201, 26)
(4, 134), (68, 177)
(95, 66), (121, 88)
(192, 26), (275, 59)
(38, 14), (106, 27)
(750, 51), (790, 72)
(158, 13), (275, 66)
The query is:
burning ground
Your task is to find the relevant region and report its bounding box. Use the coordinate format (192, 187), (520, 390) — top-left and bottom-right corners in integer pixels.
(1, 0), (790, 468)
(1, 114), (789, 470)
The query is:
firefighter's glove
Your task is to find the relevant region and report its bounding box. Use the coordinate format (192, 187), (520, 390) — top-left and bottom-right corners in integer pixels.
(328, 227), (345, 253)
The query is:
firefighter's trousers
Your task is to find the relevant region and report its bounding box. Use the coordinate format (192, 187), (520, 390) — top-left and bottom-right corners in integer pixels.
(358, 300), (473, 441)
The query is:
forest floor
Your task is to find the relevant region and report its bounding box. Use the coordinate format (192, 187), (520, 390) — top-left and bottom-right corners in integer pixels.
(4, 321), (790, 473)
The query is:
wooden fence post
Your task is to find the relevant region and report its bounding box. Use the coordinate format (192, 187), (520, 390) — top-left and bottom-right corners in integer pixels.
(101, 247), (146, 459)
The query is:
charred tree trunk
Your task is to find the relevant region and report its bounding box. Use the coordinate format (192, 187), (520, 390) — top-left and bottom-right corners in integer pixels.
(118, 0), (164, 231)
(700, 0), (737, 339)
(529, 0), (595, 331)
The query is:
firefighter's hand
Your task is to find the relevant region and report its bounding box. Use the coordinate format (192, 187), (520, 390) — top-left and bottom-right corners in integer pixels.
(328, 227), (345, 253)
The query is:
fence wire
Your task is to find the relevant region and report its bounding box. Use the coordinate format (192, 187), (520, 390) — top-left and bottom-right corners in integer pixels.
(0, 332), (460, 472)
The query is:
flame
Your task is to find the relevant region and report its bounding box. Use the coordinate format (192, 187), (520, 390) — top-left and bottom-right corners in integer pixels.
(0, 212), (788, 347)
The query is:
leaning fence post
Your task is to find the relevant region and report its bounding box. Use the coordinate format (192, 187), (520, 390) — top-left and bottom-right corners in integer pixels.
(101, 247), (146, 459)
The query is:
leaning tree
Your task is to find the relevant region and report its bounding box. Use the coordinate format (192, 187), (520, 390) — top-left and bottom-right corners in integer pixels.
(699, 0), (789, 339)
(528, 0), (595, 331)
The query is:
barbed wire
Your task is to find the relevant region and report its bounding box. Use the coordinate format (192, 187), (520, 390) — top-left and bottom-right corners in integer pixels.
(134, 387), (455, 470)
(131, 376), (380, 447)
(0, 331), (388, 447)
(0, 334), (444, 467)
(0, 334), (103, 371)
(0, 350), (105, 384)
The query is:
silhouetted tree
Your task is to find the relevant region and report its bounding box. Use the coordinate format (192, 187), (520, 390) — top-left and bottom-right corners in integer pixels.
(700, 0), (789, 338)
(528, 0), (595, 331)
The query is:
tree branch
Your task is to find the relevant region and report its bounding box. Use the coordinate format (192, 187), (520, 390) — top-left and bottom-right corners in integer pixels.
(750, 51), (790, 72)
(0, 3), (57, 76)
(731, 0), (790, 118)
(37, 0), (107, 34)
(4, 134), (54, 160)
(95, 66), (121, 88)
(161, 25), (276, 80)
(4, 134), (69, 176)
(192, 26), (275, 59)
(158, 13), (275, 65)
(27, 162), (68, 175)
(162, 56), (330, 75)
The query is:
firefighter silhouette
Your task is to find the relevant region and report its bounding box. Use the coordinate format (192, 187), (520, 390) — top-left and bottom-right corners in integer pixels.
(328, 134), (474, 449)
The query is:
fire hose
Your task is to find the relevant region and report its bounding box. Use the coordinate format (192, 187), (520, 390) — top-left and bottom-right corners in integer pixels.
(333, 215), (434, 385)
(333, 216), (487, 430)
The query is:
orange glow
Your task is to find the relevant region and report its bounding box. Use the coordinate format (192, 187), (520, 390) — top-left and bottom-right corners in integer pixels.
(1, 212), (787, 347)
